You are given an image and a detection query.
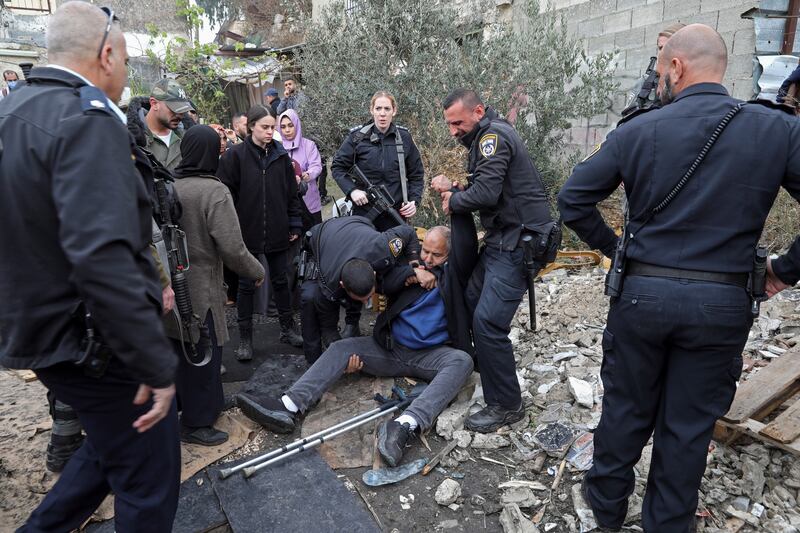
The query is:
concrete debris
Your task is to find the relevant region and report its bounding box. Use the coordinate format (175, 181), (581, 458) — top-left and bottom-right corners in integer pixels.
(498, 480), (548, 491)
(435, 479), (461, 506)
(500, 487), (540, 508)
(452, 429), (472, 449)
(567, 377), (594, 408)
(499, 503), (540, 533)
(471, 433), (511, 450)
(571, 482), (598, 532)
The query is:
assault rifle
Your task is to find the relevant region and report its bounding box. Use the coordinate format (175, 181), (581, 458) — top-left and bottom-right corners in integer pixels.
(147, 151), (211, 366)
(621, 56), (658, 117)
(348, 164), (405, 227)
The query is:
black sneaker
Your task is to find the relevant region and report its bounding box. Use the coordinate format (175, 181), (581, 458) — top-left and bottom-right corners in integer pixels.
(236, 393), (296, 434)
(46, 433), (84, 473)
(377, 420), (412, 467)
(180, 426), (229, 446)
(464, 404), (525, 433)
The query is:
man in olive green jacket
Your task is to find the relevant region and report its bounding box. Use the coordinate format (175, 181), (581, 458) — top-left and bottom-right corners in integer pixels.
(144, 78), (193, 171)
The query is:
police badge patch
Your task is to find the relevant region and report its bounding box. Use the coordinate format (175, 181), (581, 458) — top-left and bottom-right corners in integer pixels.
(479, 134), (498, 158)
(388, 237), (404, 257)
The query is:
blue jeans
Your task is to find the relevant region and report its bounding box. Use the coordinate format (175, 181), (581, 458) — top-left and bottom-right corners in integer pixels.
(286, 336), (473, 430)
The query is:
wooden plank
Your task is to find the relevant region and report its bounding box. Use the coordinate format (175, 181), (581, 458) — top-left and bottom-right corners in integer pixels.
(723, 350), (800, 423)
(716, 418), (800, 456)
(760, 399), (800, 443)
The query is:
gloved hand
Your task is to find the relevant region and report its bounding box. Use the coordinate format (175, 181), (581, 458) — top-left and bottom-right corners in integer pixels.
(350, 189), (369, 206)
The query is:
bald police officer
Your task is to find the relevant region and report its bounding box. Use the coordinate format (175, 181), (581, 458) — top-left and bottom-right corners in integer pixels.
(432, 89), (556, 433)
(559, 24), (800, 532)
(0, 3), (180, 530)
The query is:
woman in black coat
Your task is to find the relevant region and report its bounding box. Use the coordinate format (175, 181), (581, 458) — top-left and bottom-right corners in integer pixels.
(217, 105), (304, 359)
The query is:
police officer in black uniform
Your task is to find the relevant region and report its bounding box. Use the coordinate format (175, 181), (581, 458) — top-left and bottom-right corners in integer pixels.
(331, 90), (425, 231)
(290, 215), (422, 365)
(432, 89), (556, 433)
(0, 3), (180, 530)
(558, 24), (800, 533)
(331, 91), (425, 338)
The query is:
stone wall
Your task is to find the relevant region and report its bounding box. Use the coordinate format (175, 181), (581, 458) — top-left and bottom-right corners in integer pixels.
(544, 0), (757, 155)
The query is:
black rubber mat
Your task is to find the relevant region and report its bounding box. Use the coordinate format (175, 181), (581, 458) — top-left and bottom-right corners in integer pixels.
(209, 451), (380, 533)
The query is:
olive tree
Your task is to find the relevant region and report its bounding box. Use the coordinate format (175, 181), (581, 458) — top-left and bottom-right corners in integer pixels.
(298, 0), (617, 225)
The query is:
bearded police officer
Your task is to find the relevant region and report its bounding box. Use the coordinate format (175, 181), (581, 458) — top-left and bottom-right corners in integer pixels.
(431, 89), (556, 433)
(0, 3), (180, 530)
(558, 24), (800, 532)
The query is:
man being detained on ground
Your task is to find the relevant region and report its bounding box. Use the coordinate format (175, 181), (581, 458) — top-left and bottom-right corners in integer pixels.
(238, 216), (478, 467)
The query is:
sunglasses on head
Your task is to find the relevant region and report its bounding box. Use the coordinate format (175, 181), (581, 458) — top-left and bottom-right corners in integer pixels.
(97, 7), (120, 59)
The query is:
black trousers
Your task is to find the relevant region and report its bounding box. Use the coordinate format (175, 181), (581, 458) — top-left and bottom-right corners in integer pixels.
(23, 360), (180, 532)
(173, 310), (224, 428)
(300, 280), (343, 364)
(239, 249), (291, 328)
(464, 245), (528, 409)
(585, 275), (751, 533)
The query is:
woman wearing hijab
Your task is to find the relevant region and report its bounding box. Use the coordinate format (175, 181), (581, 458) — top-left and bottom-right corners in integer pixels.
(218, 104), (304, 361)
(165, 125), (265, 446)
(278, 108), (323, 228)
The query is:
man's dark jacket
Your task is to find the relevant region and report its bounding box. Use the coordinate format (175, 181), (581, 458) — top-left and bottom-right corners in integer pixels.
(449, 107), (553, 251)
(0, 67), (176, 388)
(373, 212), (478, 355)
(309, 216), (421, 301)
(217, 136), (303, 254)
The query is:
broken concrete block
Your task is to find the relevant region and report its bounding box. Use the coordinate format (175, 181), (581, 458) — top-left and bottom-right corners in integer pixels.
(471, 433), (510, 450)
(452, 429), (472, 448)
(568, 376), (594, 408)
(499, 503), (540, 533)
(571, 482), (598, 532)
(435, 479), (461, 506)
(531, 422), (580, 457)
(436, 404), (468, 440)
(500, 487), (539, 508)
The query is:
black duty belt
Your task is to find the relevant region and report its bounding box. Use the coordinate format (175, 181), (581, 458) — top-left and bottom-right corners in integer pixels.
(627, 261), (748, 288)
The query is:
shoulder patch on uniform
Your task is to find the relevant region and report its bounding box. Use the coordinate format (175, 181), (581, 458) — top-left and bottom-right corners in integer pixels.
(479, 133), (498, 158)
(388, 237), (404, 258)
(617, 104), (658, 126)
(748, 98), (795, 115)
(582, 141), (603, 162)
(395, 124), (408, 131)
(79, 86), (113, 116)
(349, 124), (364, 132)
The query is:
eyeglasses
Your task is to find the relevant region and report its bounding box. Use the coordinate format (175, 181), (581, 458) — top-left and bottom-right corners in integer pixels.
(96, 7), (119, 59)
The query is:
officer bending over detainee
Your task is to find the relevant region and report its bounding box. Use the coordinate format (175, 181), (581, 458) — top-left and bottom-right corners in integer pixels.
(0, 2), (180, 530)
(236, 214), (478, 467)
(285, 215), (424, 365)
(431, 89), (558, 433)
(558, 24), (800, 533)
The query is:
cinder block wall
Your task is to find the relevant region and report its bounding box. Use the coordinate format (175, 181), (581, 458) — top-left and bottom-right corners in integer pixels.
(541, 0), (757, 155)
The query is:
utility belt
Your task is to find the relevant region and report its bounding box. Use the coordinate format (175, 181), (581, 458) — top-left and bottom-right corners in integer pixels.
(73, 307), (112, 379)
(626, 261), (748, 288)
(297, 230), (321, 283)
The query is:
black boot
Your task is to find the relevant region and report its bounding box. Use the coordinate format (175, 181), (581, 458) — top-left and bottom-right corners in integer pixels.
(180, 425), (229, 446)
(377, 420), (413, 467)
(341, 323), (361, 339)
(46, 433), (84, 473)
(465, 403), (525, 433)
(236, 326), (253, 361)
(279, 315), (303, 347)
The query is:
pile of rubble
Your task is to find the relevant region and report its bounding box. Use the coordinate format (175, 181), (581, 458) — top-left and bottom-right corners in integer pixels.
(427, 269), (800, 533)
